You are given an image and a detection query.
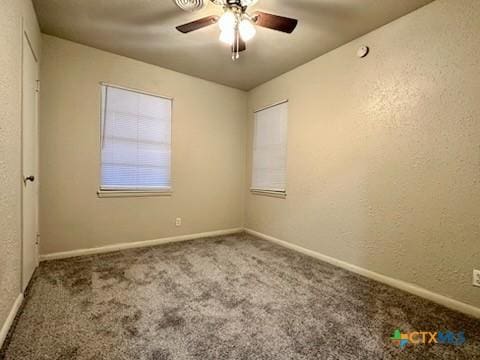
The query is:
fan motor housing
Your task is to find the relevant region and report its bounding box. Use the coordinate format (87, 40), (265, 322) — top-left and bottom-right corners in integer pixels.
(210, 0), (257, 8)
(225, 0), (256, 7)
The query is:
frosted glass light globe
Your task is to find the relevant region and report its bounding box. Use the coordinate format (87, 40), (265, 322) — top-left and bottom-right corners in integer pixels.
(239, 18), (256, 41)
(219, 28), (235, 45)
(218, 11), (236, 32)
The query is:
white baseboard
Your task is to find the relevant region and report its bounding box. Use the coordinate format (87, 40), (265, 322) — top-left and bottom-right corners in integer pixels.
(245, 228), (480, 319)
(40, 228), (243, 261)
(0, 293), (24, 349)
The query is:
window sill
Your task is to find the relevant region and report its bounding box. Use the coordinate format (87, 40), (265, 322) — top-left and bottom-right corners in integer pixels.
(250, 189), (287, 199)
(97, 190), (172, 198)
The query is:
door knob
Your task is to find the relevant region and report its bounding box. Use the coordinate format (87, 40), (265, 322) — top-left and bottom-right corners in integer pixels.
(24, 175), (35, 184)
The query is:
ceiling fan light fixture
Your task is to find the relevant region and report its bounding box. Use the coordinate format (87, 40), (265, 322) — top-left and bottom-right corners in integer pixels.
(218, 11), (237, 32)
(239, 18), (256, 41)
(176, 1), (298, 59)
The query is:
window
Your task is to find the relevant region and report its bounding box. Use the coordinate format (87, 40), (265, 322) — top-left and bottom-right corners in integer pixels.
(251, 101), (288, 195)
(100, 84), (172, 193)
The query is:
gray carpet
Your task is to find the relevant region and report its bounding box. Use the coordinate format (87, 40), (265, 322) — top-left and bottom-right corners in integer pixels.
(1, 233), (479, 359)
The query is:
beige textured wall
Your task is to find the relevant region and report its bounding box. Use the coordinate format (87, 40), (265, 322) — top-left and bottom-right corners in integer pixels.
(0, 0), (40, 332)
(39, 35), (247, 255)
(246, 0), (480, 308)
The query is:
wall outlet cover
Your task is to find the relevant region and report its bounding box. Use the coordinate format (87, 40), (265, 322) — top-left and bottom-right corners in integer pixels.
(473, 269), (480, 287)
(175, 217), (182, 227)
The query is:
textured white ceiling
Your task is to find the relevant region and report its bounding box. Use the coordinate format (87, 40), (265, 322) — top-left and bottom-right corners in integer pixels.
(33, 0), (434, 90)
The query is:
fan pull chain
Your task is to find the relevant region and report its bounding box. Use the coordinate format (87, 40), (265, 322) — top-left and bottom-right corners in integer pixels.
(235, 28), (240, 60)
(231, 31), (236, 60)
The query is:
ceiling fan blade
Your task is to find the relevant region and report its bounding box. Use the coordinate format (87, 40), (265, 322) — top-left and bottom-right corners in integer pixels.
(176, 15), (219, 33)
(235, 38), (246, 52)
(252, 11), (298, 34)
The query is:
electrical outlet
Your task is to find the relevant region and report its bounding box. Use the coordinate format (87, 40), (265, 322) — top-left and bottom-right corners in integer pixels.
(175, 217), (182, 227)
(473, 269), (480, 288)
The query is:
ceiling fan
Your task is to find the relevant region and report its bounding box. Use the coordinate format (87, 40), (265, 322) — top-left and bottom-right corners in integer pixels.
(174, 0), (298, 60)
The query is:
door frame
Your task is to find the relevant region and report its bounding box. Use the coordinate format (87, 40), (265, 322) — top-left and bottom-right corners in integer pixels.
(20, 19), (40, 292)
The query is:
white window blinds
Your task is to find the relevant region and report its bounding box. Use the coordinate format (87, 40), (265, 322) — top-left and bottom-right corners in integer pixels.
(100, 85), (172, 191)
(251, 101), (288, 193)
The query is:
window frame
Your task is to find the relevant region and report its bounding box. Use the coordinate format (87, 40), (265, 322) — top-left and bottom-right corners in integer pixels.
(97, 82), (173, 198)
(250, 99), (289, 198)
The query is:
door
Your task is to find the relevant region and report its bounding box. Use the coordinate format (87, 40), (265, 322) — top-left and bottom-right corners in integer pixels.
(22, 32), (39, 292)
